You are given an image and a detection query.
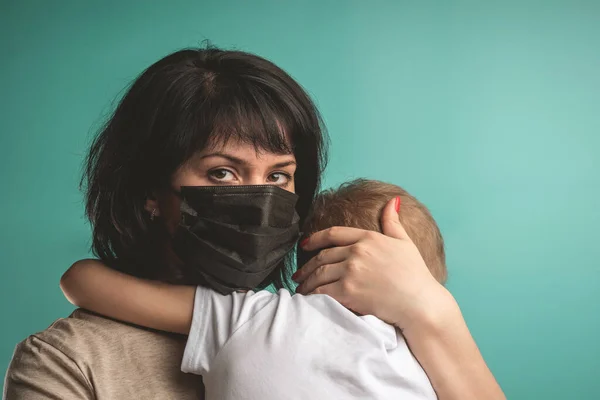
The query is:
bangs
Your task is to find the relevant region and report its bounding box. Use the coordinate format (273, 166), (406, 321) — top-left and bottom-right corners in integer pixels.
(189, 77), (298, 156)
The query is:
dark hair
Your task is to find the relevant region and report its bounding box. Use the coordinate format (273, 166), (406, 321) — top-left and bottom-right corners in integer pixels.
(83, 46), (328, 289)
(302, 179), (447, 284)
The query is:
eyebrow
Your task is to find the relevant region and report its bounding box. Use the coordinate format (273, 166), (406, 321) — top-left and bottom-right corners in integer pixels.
(200, 152), (297, 169)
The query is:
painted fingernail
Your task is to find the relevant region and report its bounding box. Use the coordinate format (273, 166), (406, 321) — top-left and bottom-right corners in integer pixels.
(292, 271), (300, 281)
(395, 196), (401, 212)
(300, 237), (310, 248)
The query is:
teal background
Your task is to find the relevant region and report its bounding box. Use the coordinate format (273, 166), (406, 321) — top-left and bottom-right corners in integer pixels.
(1, 1), (599, 398)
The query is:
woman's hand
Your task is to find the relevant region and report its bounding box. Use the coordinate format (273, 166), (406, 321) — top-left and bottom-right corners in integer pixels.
(294, 196), (506, 400)
(293, 197), (451, 332)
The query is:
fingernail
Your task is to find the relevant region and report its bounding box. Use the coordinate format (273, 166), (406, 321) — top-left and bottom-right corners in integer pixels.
(300, 237), (310, 248)
(292, 271), (300, 281)
(395, 196), (401, 212)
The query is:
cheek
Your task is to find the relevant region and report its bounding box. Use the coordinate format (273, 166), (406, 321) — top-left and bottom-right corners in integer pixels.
(157, 192), (181, 234)
(172, 163), (210, 188)
(163, 165), (208, 233)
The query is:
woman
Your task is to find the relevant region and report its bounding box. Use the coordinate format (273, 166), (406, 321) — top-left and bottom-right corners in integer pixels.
(4, 46), (504, 400)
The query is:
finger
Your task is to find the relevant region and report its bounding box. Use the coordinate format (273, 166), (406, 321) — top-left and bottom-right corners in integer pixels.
(301, 226), (370, 251)
(381, 197), (410, 241)
(293, 246), (351, 283)
(296, 262), (345, 295)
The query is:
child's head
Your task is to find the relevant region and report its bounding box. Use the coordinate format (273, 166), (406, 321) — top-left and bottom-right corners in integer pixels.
(300, 179), (447, 284)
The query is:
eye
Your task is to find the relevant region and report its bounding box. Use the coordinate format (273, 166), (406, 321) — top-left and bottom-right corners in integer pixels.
(267, 172), (293, 185)
(208, 168), (236, 183)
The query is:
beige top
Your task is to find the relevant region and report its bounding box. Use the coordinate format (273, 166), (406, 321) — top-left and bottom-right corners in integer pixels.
(3, 309), (204, 399)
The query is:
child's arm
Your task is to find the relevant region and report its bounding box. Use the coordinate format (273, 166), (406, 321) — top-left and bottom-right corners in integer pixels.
(60, 259), (195, 334)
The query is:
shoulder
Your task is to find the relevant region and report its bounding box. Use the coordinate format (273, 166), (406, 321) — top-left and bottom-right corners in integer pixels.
(6, 310), (201, 399)
(5, 310), (110, 397)
(285, 290), (350, 315)
(12, 308), (186, 365)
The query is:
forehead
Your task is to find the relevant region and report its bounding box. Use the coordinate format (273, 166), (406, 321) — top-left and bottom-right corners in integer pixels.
(201, 138), (296, 161)
(200, 113), (295, 157)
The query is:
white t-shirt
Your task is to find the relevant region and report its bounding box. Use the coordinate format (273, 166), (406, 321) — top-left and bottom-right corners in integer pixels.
(182, 287), (437, 400)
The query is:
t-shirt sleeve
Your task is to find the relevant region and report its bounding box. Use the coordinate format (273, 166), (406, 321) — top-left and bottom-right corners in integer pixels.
(181, 287), (275, 375)
(3, 336), (94, 399)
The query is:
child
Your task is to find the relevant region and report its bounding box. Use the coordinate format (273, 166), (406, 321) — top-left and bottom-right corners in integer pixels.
(61, 179), (446, 399)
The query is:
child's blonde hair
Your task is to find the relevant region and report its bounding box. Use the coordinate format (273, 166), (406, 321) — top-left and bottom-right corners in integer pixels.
(302, 179), (447, 284)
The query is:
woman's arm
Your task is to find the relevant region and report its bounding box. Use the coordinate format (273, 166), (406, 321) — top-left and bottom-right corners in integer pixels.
(401, 287), (505, 400)
(293, 198), (505, 400)
(60, 259), (195, 334)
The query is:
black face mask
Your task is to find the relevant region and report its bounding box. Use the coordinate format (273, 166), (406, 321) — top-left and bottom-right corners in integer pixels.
(171, 185), (300, 294)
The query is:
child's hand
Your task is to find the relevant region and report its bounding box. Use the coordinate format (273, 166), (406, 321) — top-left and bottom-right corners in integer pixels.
(293, 197), (454, 333)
